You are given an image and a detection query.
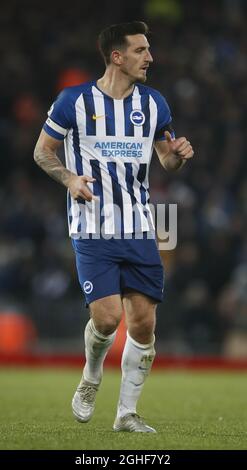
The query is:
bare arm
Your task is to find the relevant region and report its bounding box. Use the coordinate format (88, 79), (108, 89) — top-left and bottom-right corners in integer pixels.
(34, 129), (74, 186)
(34, 129), (97, 201)
(154, 131), (194, 172)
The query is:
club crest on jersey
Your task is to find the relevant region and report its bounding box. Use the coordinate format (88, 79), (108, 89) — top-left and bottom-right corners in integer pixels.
(83, 281), (93, 294)
(130, 110), (145, 126)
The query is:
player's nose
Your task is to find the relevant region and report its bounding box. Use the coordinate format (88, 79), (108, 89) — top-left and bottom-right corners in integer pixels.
(146, 50), (153, 63)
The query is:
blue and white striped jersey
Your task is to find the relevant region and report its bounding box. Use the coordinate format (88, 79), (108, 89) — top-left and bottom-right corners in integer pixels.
(43, 80), (173, 238)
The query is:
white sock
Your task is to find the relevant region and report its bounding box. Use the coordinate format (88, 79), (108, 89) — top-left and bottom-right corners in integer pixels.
(81, 319), (116, 385)
(116, 332), (156, 419)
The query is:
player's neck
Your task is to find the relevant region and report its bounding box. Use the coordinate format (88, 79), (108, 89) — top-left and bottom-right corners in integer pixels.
(97, 68), (135, 100)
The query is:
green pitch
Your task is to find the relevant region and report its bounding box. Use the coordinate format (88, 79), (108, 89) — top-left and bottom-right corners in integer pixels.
(0, 368), (246, 449)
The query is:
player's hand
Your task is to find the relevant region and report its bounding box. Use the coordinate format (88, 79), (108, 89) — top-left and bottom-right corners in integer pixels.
(68, 175), (99, 202)
(164, 131), (194, 161)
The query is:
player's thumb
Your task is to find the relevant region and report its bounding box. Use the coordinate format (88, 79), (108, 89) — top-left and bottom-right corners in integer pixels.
(165, 131), (173, 142)
(83, 176), (96, 183)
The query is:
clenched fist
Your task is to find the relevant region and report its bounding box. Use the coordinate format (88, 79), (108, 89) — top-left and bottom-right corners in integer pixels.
(164, 131), (194, 161)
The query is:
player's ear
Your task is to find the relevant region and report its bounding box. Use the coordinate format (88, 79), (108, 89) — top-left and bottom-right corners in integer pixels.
(111, 50), (123, 65)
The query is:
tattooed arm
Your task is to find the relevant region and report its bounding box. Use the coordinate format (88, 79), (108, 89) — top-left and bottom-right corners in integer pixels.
(34, 130), (97, 201)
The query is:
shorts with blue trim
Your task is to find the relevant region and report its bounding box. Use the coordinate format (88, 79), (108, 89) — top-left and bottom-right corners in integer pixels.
(71, 237), (164, 305)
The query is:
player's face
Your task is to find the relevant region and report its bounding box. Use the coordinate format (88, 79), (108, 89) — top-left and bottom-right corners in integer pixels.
(119, 34), (153, 83)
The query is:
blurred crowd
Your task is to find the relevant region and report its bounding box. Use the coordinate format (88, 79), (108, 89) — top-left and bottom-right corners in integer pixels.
(0, 0), (246, 356)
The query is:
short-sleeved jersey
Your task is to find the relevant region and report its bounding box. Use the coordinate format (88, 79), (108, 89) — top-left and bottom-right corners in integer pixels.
(43, 80), (173, 238)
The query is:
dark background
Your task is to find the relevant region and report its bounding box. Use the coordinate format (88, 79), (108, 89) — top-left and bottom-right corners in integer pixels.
(0, 0), (246, 357)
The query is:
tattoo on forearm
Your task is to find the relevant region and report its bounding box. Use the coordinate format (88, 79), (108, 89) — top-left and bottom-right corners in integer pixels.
(34, 147), (73, 187)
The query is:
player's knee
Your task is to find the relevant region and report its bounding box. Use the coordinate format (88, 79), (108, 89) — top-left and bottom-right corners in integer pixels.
(94, 313), (121, 336)
(137, 311), (156, 333)
(129, 317), (155, 344)
(90, 295), (122, 336)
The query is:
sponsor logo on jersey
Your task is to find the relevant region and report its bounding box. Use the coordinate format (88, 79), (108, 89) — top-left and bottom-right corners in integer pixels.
(92, 114), (106, 120)
(94, 141), (143, 158)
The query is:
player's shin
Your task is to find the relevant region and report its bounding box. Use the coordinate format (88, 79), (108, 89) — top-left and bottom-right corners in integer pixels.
(81, 318), (116, 385)
(116, 332), (155, 418)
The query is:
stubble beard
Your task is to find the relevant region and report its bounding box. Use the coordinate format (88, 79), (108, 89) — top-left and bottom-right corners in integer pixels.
(139, 75), (147, 83)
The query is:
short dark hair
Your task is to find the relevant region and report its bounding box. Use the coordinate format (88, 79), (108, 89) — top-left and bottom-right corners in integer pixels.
(98, 21), (149, 65)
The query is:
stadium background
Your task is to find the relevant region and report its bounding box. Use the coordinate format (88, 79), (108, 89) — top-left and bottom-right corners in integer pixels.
(0, 0), (247, 363)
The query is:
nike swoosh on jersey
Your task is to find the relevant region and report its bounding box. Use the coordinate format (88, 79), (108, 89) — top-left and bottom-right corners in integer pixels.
(92, 114), (106, 120)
